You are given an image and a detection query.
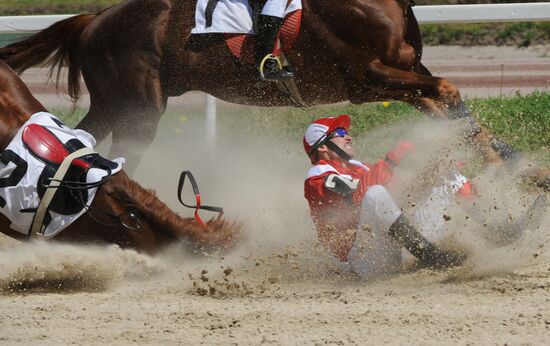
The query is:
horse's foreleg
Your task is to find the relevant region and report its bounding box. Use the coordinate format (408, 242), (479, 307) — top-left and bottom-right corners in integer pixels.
(406, 97), (513, 165)
(365, 60), (462, 113)
(76, 106), (113, 146)
(79, 47), (167, 176)
(111, 111), (162, 176)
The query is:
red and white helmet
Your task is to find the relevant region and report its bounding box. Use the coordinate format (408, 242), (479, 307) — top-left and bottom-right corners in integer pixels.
(303, 114), (350, 159)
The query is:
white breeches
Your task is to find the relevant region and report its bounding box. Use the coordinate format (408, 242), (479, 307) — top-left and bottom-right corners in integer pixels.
(261, 0), (287, 18)
(347, 185), (403, 279)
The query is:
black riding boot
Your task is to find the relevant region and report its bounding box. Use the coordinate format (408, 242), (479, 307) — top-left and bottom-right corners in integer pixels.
(389, 214), (466, 269)
(256, 14), (294, 81)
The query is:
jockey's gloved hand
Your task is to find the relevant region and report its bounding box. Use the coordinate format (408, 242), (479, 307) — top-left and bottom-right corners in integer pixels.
(324, 174), (359, 195)
(386, 140), (416, 166)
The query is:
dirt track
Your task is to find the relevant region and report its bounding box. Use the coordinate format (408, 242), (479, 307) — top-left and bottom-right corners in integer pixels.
(1, 46), (550, 345)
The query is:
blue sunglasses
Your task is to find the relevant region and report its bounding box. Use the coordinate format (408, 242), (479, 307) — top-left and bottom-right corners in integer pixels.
(328, 128), (348, 139)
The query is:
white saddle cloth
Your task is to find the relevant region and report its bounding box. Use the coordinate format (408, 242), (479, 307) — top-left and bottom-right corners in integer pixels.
(0, 112), (124, 238)
(192, 0), (302, 34)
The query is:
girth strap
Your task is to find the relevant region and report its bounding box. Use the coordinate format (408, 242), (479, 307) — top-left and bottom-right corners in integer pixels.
(31, 147), (96, 237)
(205, 0), (219, 28)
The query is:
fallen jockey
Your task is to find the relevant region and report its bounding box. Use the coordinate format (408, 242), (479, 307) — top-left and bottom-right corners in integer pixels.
(0, 112), (124, 238)
(303, 115), (548, 278)
(192, 0), (299, 81)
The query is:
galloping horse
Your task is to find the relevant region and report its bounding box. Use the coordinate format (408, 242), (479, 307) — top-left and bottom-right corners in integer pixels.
(0, 0), (508, 173)
(0, 60), (239, 253)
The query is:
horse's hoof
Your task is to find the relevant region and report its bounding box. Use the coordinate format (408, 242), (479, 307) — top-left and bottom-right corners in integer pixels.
(490, 137), (520, 163)
(449, 100), (471, 119)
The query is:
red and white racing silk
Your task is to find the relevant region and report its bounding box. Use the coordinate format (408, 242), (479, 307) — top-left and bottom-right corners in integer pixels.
(192, 0), (302, 34)
(0, 112), (124, 238)
(304, 158), (394, 261)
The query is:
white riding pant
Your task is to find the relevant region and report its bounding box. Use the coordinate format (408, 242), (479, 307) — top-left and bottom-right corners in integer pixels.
(347, 185), (403, 279)
(261, 0), (287, 18)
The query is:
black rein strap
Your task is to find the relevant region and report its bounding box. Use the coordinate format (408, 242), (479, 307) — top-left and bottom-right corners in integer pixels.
(177, 171), (224, 229)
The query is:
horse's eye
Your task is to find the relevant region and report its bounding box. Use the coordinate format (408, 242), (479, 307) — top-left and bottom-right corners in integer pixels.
(120, 212), (142, 231)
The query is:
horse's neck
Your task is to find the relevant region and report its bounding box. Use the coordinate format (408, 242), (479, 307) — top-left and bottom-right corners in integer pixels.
(105, 172), (203, 241)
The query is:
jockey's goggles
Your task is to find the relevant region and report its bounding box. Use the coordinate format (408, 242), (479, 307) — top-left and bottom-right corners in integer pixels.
(307, 128), (349, 157)
(328, 128), (348, 139)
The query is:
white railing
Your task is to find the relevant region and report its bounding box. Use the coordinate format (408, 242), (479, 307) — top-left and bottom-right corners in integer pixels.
(1, 3), (550, 33)
(415, 2), (550, 24)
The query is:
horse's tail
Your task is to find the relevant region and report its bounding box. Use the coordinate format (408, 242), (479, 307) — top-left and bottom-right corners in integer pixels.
(0, 14), (96, 102)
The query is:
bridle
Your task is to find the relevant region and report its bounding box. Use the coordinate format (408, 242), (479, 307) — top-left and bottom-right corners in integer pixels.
(177, 171), (224, 229)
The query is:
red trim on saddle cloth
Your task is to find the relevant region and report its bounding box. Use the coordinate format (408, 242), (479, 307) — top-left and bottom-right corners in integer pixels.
(225, 9), (302, 64)
(22, 124), (90, 170)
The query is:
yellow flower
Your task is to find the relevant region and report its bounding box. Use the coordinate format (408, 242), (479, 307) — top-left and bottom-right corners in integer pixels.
(383, 101), (390, 107)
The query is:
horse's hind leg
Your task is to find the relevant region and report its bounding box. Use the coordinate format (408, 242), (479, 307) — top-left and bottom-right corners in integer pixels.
(364, 61), (511, 165)
(78, 51), (167, 176)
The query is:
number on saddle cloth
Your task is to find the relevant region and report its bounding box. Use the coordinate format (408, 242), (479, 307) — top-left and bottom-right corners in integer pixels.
(21, 124), (115, 215)
(204, 0), (268, 28)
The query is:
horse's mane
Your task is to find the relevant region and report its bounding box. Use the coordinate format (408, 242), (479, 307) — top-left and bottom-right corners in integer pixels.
(100, 172), (238, 247)
(102, 172), (196, 234)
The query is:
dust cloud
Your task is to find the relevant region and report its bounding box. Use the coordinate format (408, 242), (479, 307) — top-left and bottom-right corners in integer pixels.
(1, 109), (548, 294)
(1, 107), (549, 344)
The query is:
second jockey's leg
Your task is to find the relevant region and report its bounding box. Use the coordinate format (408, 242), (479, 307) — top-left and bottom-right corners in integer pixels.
(256, 0), (294, 81)
(349, 185), (465, 278)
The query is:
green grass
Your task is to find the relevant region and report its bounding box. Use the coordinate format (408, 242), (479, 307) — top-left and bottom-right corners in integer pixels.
(49, 92), (550, 177)
(210, 93), (550, 163)
(421, 22), (550, 47)
(469, 92), (550, 154)
(53, 92), (549, 160)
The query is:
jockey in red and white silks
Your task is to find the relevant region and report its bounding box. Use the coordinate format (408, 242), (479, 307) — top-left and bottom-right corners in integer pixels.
(0, 112), (124, 238)
(303, 115), (466, 278)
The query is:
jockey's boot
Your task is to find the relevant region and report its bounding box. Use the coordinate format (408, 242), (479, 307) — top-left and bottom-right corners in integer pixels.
(256, 14), (294, 81)
(389, 214), (466, 269)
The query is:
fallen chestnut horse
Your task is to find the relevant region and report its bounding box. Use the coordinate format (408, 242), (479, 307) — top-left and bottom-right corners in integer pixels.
(0, 60), (239, 253)
(0, 0), (509, 173)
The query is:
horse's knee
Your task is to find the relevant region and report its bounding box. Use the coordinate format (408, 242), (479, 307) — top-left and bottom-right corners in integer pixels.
(376, 42), (414, 70)
(398, 43), (416, 70)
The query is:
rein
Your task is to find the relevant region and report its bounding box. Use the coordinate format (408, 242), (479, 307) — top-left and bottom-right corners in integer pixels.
(177, 171), (224, 229)
(56, 162), (143, 232)
(19, 123), (141, 234)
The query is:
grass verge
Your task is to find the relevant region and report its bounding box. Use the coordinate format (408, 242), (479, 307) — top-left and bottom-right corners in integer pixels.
(53, 92), (550, 164)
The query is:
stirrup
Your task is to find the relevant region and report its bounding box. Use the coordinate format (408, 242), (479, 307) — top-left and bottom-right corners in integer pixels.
(259, 54), (290, 81)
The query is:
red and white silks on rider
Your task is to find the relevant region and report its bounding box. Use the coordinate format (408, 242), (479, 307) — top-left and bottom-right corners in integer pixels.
(304, 157), (475, 278)
(304, 158), (395, 262)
